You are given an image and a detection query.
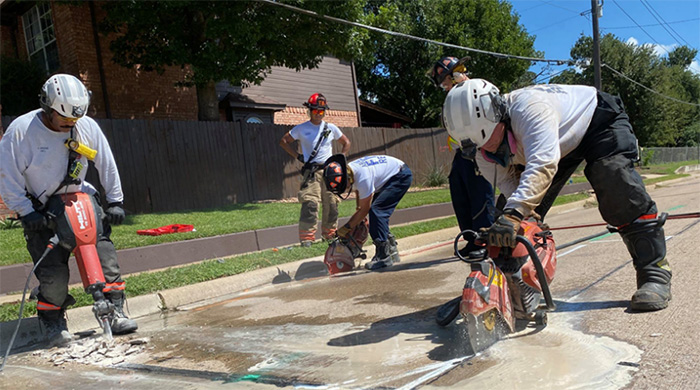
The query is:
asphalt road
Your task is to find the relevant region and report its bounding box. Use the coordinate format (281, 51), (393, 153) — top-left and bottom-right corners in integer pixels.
(2, 174), (699, 389)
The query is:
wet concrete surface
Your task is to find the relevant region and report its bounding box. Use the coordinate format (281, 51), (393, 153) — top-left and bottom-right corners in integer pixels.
(2, 175), (699, 389)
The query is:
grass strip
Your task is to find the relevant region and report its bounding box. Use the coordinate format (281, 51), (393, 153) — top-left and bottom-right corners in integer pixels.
(0, 216), (458, 322)
(0, 189), (452, 266)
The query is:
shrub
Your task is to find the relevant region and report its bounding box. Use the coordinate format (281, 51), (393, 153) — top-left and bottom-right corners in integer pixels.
(422, 166), (449, 187)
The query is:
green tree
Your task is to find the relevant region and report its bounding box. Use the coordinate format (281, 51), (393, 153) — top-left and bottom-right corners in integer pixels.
(0, 56), (46, 116)
(354, 0), (538, 127)
(551, 34), (700, 147)
(100, 1), (364, 121)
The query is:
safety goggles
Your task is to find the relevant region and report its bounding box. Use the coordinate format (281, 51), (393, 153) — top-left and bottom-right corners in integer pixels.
(311, 108), (326, 115)
(54, 110), (80, 124)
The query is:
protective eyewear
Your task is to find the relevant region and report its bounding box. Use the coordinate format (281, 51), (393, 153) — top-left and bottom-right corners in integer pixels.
(311, 109), (326, 115)
(54, 111), (79, 124)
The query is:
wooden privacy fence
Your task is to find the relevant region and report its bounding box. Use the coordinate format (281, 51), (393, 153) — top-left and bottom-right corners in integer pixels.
(1, 116), (453, 213)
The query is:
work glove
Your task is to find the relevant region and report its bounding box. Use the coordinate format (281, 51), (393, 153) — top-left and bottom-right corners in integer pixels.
(337, 223), (352, 238)
(296, 153), (305, 163)
(484, 209), (523, 248)
(21, 211), (48, 232)
(105, 202), (125, 225)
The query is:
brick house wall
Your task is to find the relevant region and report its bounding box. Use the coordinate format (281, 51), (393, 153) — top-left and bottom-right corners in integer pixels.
(274, 107), (359, 128)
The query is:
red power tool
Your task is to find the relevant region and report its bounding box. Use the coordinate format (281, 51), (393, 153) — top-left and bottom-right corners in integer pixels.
(436, 220), (557, 353)
(44, 193), (116, 339)
(323, 218), (369, 275)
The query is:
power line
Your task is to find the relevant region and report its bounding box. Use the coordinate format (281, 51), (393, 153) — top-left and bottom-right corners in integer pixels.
(539, 0), (580, 15)
(640, 0), (694, 49)
(534, 67), (570, 85)
(611, 0), (670, 56)
(531, 12), (587, 33)
(258, 0), (699, 107)
(604, 18), (700, 30)
(258, 0), (573, 65)
(602, 63), (700, 107)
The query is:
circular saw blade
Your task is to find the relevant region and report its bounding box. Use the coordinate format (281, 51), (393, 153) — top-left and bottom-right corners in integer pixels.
(464, 310), (501, 354)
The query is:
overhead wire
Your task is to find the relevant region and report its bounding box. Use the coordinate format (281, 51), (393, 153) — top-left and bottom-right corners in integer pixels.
(257, 0), (573, 65)
(258, 0), (699, 107)
(611, 0), (670, 55)
(602, 63), (700, 107)
(639, 0), (694, 49)
(603, 18), (700, 30)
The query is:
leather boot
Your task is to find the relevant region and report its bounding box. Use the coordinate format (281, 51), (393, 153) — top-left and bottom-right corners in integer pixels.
(387, 233), (400, 263)
(107, 291), (138, 334)
(618, 214), (672, 311)
(365, 240), (393, 270)
(38, 309), (72, 347)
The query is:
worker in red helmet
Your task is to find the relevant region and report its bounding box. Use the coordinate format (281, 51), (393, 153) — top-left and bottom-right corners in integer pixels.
(322, 154), (412, 270)
(429, 56), (496, 259)
(280, 93), (351, 246)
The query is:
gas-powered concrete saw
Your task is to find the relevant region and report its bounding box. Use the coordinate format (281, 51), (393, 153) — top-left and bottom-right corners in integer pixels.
(436, 220), (557, 353)
(324, 218), (369, 275)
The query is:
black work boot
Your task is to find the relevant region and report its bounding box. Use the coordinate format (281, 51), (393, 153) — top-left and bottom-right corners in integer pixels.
(619, 215), (672, 312)
(107, 292), (138, 335)
(365, 240), (393, 270)
(387, 233), (400, 263)
(37, 309), (72, 347)
(455, 241), (487, 260)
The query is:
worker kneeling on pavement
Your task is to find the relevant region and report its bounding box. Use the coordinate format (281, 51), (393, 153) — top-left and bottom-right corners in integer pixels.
(0, 74), (137, 347)
(443, 79), (671, 312)
(323, 154), (412, 270)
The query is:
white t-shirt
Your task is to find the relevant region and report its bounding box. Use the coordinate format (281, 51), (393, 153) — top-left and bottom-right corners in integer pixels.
(477, 84), (598, 217)
(349, 155), (405, 200)
(289, 120), (344, 164)
(0, 109), (123, 216)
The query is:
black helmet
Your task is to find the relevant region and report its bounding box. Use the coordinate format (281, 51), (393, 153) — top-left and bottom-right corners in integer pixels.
(323, 154), (348, 195)
(429, 56), (469, 86)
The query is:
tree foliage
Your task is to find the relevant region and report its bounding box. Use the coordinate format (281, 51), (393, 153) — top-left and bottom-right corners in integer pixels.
(551, 34), (700, 147)
(354, 0), (538, 127)
(100, 1), (365, 120)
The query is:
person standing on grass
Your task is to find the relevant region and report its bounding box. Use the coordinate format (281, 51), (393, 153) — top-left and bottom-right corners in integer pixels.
(443, 78), (671, 312)
(428, 56), (495, 259)
(0, 74), (137, 347)
(280, 93), (351, 246)
(323, 154), (412, 270)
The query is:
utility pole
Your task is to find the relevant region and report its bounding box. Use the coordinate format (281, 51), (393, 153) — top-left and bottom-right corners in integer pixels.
(591, 0), (602, 90)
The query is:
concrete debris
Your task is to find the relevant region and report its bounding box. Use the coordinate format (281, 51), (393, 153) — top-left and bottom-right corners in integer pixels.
(39, 336), (148, 367)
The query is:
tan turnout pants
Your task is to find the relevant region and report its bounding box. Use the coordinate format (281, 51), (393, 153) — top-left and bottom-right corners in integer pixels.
(298, 169), (339, 242)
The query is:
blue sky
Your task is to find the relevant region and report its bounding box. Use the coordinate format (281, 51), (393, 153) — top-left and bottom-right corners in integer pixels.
(508, 0), (700, 82)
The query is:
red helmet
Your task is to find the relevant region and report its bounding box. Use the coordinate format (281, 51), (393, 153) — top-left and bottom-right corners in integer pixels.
(303, 93), (330, 110)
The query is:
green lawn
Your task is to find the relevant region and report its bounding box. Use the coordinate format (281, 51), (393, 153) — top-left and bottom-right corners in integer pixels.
(0, 189), (452, 266)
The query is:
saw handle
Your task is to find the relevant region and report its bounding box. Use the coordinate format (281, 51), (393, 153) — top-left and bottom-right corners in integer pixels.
(516, 235), (556, 311)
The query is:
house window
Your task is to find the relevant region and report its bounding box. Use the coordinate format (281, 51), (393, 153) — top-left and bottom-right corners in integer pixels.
(22, 3), (60, 74)
(246, 116), (264, 124)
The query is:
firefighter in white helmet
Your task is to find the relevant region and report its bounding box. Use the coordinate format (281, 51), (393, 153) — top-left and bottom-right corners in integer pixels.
(443, 79), (671, 312)
(0, 74), (137, 347)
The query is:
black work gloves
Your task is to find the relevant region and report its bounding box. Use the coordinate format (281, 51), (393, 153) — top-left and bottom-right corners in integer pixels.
(485, 209), (523, 248)
(105, 202), (125, 225)
(21, 211), (48, 231)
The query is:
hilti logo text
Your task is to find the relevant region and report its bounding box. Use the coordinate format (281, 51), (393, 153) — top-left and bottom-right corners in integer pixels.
(75, 202), (88, 230)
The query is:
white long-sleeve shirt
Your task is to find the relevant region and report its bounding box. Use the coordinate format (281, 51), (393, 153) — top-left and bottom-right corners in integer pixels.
(0, 109), (123, 217)
(476, 84), (598, 217)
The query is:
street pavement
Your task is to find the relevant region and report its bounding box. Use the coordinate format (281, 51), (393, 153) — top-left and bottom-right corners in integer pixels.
(1, 174), (699, 389)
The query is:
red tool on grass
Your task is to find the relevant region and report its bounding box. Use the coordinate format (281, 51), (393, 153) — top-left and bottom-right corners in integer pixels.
(324, 218), (369, 275)
(436, 220), (557, 353)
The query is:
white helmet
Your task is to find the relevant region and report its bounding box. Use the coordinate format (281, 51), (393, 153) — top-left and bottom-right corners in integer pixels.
(39, 74), (91, 119)
(442, 78), (505, 147)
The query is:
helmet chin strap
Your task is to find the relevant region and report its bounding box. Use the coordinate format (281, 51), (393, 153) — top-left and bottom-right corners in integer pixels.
(481, 127), (516, 167)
